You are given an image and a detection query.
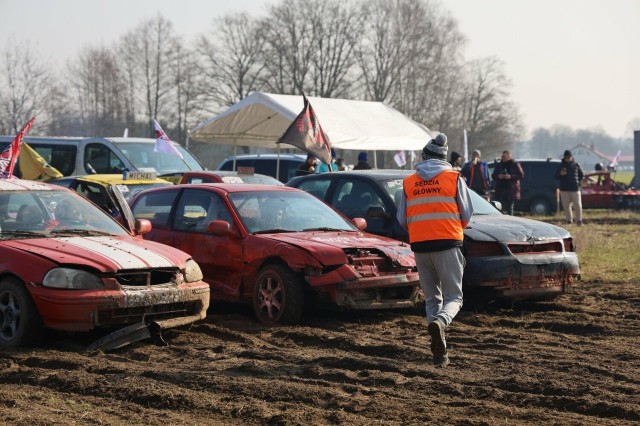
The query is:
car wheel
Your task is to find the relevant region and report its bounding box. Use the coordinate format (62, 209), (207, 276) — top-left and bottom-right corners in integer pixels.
(253, 264), (304, 325)
(0, 277), (42, 349)
(529, 198), (551, 216)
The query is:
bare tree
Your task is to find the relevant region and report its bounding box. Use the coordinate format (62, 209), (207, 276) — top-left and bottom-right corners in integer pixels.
(172, 39), (205, 145)
(118, 15), (179, 136)
(0, 38), (55, 134)
(260, 0), (318, 94)
(307, 0), (364, 97)
(67, 46), (127, 136)
(199, 12), (267, 109)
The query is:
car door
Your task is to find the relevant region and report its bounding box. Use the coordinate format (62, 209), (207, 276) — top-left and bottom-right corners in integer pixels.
(169, 188), (244, 301)
(330, 178), (393, 238)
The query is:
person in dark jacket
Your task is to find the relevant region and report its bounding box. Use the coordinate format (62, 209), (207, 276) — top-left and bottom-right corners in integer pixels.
(555, 149), (584, 225)
(449, 151), (462, 171)
(491, 150), (524, 215)
(296, 154), (317, 176)
(353, 151), (372, 170)
(461, 150), (490, 199)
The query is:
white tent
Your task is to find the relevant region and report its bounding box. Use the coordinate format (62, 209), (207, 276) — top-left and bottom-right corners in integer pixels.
(190, 92), (433, 151)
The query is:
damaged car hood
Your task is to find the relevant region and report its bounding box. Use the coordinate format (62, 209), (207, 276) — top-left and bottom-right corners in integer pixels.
(259, 231), (415, 267)
(4, 236), (188, 272)
(465, 215), (570, 242)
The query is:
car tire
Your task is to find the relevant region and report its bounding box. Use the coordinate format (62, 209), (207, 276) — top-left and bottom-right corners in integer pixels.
(529, 198), (551, 216)
(253, 264), (304, 325)
(0, 277), (43, 349)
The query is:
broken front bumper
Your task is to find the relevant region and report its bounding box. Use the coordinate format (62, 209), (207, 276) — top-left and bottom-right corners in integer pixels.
(464, 252), (580, 299)
(30, 281), (210, 332)
(306, 265), (422, 309)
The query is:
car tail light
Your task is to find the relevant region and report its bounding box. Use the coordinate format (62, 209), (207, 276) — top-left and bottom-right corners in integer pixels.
(508, 242), (563, 254)
(563, 237), (575, 252)
(464, 241), (503, 257)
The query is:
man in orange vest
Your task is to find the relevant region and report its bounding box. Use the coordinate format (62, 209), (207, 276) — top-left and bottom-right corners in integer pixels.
(397, 133), (474, 367)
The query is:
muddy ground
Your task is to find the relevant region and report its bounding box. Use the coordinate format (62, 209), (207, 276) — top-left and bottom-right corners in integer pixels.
(1, 279), (639, 425)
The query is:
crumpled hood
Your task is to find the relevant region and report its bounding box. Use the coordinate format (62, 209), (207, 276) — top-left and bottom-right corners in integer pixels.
(4, 236), (188, 272)
(465, 215), (571, 242)
(259, 231), (415, 267)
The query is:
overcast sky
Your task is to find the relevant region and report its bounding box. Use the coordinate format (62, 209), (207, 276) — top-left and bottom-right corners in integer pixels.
(1, 0), (638, 138)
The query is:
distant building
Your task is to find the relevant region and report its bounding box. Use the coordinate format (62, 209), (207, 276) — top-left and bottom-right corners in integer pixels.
(569, 143), (634, 171)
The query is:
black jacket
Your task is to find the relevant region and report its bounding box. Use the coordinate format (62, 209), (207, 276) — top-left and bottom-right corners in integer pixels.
(555, 160), (584, 191)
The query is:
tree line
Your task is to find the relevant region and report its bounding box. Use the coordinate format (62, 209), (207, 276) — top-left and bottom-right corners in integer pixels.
(0, 0), (536, 163)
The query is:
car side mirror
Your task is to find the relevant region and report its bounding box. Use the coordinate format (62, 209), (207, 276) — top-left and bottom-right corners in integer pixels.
(366, 205), (388, 219)
(352, 217), (367, 230)
(207, 220), (237, 237)
(134, 218), (152, 235)
(491, 201), (503, 212)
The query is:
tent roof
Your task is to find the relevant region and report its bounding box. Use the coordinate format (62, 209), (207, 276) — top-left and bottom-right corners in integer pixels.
(190, 92), (433, 151)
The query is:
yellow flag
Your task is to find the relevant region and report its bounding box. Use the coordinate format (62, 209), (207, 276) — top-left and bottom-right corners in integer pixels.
(19, 142), (63, 181)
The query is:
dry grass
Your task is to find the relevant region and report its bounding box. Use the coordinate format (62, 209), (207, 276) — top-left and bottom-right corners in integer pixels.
(524, 209), (640, 284)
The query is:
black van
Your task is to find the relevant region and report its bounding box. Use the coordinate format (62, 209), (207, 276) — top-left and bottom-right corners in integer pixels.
(217, 154), (306, 183)
(488, 159), (561, 215)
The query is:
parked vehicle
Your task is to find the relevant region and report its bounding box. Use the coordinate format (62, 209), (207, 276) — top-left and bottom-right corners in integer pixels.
(287, 170), (580, 300)
(49, 171), (173, 216)
(160, 170), (284, 186)
(129, 184), (422, 324)
(487, 159), (561, 215)
(217, 153), (306, 183)
(581, 171), (640, 209)
(0, 136), (204, 177)
(0, 179), (210, 349)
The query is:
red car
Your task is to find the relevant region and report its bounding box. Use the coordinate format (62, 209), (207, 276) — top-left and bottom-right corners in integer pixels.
(581, 171), (640, 209)
(0, 179), (210, 349)
(130, 184), (421, 324)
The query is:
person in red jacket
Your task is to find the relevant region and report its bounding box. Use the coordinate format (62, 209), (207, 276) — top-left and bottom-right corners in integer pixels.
(491, 150), (524, 215)
(396, 133), (474, 367)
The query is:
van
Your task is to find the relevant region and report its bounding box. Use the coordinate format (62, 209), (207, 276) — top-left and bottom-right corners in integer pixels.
(0, 136), (204, 177)
(217, 153), (306, 183)
(488, 158), (561, 215)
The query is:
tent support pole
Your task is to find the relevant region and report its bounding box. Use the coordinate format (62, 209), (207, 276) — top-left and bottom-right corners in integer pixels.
(374, 151), (378, 169)
(276, 144), (281, 182)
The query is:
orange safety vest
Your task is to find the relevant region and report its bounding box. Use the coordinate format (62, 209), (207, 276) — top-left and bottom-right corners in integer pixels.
(403, 170), (463, 243)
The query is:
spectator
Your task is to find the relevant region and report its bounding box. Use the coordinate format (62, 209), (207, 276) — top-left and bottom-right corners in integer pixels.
(353, 151), (372, 170)
(316, 148), (338, 173)
(491, 150), (524, 215)
(555, 149), (584, 225)
(396, 133), (473, 367)
(335, 158), (347, 171)
(296, 154), (317, 176)
(461, 150), (490, 199)
(449, 151), (462, 171)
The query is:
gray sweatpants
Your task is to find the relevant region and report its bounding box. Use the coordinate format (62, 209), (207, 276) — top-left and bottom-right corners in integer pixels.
(415, 247), (465, 327)
(560, 191), (583, 223)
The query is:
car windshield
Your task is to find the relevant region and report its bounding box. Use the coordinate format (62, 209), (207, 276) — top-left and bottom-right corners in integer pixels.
(382, 179), (406, 207)
(229, 190), (357, 234)
(114, 142), (203, 174)
(468, 190), (502, 215)
(114, 182), (173, 201)
(0, 190), (129, 239)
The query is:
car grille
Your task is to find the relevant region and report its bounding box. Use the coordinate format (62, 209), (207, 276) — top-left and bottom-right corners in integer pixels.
(97, 301), (202, 325)
(343, 248), (392, 275)
(114, 268), (180, 287)
(508, 241), (563, 255)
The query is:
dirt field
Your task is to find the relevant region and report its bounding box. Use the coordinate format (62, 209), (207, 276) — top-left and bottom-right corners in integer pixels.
(1, 275), (639, 425)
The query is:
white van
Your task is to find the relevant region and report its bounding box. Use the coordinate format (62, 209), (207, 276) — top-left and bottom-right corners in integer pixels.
(0, 136), (204, 177)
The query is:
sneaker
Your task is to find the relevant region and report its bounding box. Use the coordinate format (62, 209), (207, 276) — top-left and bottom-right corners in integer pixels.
(428, 319), (447, 357)
(433, 352), (450, 367)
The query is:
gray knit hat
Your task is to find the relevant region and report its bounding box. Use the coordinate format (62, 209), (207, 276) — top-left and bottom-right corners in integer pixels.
(422, 133), (448, 160)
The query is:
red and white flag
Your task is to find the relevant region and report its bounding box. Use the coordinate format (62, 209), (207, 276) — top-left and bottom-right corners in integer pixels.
(610, 150), (621, 168)
(277, 94), (332, 165)
(0, 117), (36, 178)
(393, 150), (406, 168)
(153, 120), (184, 159)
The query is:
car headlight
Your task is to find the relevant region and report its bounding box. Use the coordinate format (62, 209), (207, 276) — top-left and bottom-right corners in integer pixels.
(184, 259), (203, 283)
(43, 268), (103, 290)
